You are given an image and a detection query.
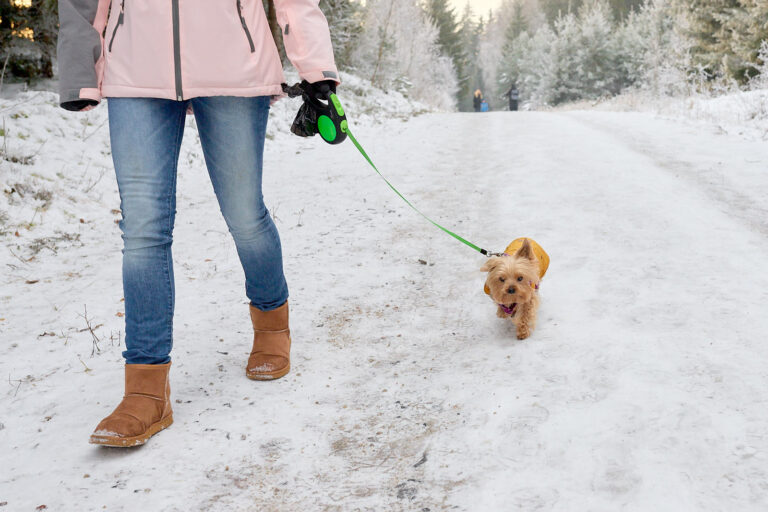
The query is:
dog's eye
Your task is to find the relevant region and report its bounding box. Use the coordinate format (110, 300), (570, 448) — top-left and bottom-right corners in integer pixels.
(499, 277), (505, 283)
(517, 276), (524, 282)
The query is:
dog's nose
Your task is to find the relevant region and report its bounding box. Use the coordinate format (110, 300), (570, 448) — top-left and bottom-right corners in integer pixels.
(508, 286), (516, 294)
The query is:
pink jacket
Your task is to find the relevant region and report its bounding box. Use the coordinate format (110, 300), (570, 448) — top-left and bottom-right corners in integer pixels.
(57, 0), (339, 109)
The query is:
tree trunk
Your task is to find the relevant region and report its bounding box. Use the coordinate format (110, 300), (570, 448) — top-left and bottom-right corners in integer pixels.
(265, 0), (286, 64)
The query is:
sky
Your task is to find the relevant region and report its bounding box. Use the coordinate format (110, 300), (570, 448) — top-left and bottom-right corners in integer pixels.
(448, 0), (505, 17)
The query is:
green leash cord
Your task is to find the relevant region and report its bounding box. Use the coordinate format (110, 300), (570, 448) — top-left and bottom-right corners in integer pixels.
(321, 93), (495, 257)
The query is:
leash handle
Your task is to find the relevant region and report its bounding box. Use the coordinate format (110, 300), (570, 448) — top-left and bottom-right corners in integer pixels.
(318, 94), (347, 145)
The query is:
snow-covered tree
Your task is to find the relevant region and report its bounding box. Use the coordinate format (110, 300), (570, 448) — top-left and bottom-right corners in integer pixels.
(508, 1), (529, 41)
(468, 0), (762, 107)
(723, 0), (768, 82)
(479, 0), (546, 106)
(477, 12), (506, 107)
(319, 0), (363, 69)
(683, 0), (743, 80)
(615, 0), (692, 96)
(539, 0), (582, 23)
(457, 3), (485, 111)
(566, 1), (622, 99)
(678, 0), (768, 83)
(351, 0), (458, 110)
(425, 0), (467, 102)
(519, 25), (558, 103)
(539, 0), (643, 23)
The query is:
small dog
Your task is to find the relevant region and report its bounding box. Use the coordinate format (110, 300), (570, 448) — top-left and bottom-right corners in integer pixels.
(481, 238), (549, 340)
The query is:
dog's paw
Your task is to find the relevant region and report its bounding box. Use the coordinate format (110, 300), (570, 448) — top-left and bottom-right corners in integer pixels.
(516, 327), (530, 340)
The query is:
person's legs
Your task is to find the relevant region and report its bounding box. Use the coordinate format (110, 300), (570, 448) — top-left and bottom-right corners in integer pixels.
(90, 98), (187, 447)
(190, 95), (289, 311)
(108, 97), (188, 364)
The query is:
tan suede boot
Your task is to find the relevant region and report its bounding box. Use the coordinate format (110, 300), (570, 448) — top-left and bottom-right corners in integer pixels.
(247, 302), (291, 380)
(89, 363), (173, 447)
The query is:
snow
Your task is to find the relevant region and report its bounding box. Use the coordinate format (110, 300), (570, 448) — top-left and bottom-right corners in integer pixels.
(558, 88), (768, 141)
(2, 85), (768, 510)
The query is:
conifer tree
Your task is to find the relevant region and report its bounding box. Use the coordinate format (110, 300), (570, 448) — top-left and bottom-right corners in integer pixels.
(680, 0), (768, 82)
(725, 0), (768, 81)
(540, 0), (583, 24)
(508, 1), (529, 41)
(457, 3), (482, 111)
(498, 1), (528, 94)
(0, 0), (57, 80)
(607, 0), (644, 20)
(684, 0), (743, 80)
(425, 0), (466, 107)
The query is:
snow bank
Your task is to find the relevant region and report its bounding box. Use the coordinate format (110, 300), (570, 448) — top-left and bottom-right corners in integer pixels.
(0, 92), (112, 264)
(554, 88), (768, 141)
(682, 89), (768, 138)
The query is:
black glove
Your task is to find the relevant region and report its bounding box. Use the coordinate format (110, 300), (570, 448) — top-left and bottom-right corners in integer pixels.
(283, 80), (338, 138)
(61, 99), (99, 112)
(305, 79), (337, 100)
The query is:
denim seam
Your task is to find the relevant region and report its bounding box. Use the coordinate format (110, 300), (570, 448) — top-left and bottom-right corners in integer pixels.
(163, 102), (186, 359)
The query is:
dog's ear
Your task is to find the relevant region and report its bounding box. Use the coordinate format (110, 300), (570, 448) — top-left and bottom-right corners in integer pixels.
(515, 239), (535, 261)
(481, 257), (502, 272)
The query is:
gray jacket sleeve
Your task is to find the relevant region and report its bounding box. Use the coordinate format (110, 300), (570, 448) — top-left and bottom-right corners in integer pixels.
(57, 0), (103, 110)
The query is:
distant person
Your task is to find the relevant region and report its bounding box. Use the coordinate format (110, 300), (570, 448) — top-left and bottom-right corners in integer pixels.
(481, 99), (490, 112)
(473, 89), (483, 112)
(505, 84), (520, 111)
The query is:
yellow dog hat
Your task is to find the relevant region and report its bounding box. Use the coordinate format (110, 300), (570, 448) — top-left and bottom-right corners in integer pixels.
(484, 237), (549, 295)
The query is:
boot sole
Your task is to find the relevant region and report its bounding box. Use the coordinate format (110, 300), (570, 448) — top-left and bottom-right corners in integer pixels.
(89, 414), (173, 447)
(246, 363), (290, 381)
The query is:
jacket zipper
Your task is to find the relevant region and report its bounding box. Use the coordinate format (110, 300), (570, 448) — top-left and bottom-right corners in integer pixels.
(236, 0), (256, 53)
(172, 0), (183, 100)
(107, 0), (125, 52)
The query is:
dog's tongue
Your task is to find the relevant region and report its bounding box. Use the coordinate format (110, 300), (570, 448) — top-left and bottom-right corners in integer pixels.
(499, 303), (517, 315)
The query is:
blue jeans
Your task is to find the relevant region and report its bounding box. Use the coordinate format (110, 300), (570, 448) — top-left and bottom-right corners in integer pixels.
(108, 96), (289, 365)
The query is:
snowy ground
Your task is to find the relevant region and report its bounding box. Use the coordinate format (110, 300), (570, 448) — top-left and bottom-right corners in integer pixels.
(2, 89), (768, 511)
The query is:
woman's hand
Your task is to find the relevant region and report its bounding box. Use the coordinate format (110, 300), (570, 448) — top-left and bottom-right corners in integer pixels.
(285, 80), (338, 138)
(303, 80), (336, 101)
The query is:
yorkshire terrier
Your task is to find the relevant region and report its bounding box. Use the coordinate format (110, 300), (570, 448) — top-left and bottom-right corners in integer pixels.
(481, 238), (549, 340)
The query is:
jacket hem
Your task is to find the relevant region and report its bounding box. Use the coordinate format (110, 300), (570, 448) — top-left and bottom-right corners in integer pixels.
(102, 83), (285, 100)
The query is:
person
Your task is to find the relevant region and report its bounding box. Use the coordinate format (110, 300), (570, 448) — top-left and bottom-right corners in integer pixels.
(505, 84), (520, 111)
(473, 89), (483, 112)
(58, 0), (339, 447)
(480, 99), (490, 112)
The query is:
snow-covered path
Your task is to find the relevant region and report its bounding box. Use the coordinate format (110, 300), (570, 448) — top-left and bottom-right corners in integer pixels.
(2, 104), (768, 511)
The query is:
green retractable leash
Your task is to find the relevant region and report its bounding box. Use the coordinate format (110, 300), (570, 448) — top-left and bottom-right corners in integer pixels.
(284, 83), (499, 257)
